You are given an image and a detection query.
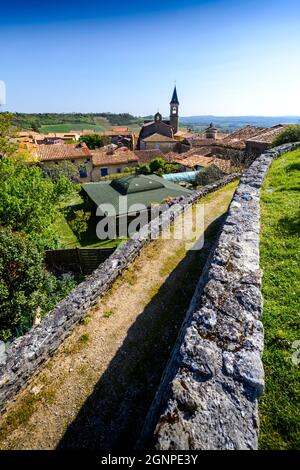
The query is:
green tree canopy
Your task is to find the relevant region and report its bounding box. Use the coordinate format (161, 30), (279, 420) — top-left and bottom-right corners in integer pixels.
(272, 125), (300, 147)
(0, 112), (19, 158)
(41, 160), (78, 182)
(0, 157), (74, 249)
(79, 134), (111, 149)
(0, 227), (78, 341)
(196, 165), (224, 186)
(0, 227), (49, 340)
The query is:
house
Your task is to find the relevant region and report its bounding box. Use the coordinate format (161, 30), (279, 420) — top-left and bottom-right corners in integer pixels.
(33, 142), (92, 181)
(90, 146), (139, 180)
(175, 154), (233, 173)
(139, 132), (178, 152)
(245, 125), (288, 158)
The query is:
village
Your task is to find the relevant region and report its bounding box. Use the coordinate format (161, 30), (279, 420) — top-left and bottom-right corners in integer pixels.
(16, 86), (289, 182)
(0, 82), (299, 454)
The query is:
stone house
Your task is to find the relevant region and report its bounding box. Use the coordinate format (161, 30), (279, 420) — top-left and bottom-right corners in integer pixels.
(139, 132), (178, 153)
(245, 125), (288, 158)
(34, 142), (93, 182)
(90, 146), (139, 180)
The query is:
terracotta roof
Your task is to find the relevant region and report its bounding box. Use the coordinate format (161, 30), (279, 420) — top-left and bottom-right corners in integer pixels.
(222, 126), (267, 144)
(111, 127), (129, 132)
(133, 149), (165, 163)
(91, 147), (138, 166)
(34, 143), (91, 162)
(176, 154), (233, 173)
(142, 133), (176, 143)
(246, 125), (289, 144)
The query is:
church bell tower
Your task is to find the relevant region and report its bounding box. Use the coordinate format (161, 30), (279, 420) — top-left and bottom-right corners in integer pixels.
(170, 85), (179, 134)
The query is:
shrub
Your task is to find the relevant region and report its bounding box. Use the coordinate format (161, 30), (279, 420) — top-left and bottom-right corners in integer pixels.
(136, 164), (150, 175)
(272, 125), (300, 147)
(69, 210), (91, 240)
(196, 165), (224, 186)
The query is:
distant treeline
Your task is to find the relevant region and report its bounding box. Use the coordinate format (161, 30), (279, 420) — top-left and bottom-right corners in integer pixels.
(12, 113), (144, 131)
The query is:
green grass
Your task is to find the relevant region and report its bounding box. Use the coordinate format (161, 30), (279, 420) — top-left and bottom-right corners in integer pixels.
(39, 122), (109, 133)
(103, 310), (114, 318)
(259, 149), (300, 450)
(54, 192), (122, 249)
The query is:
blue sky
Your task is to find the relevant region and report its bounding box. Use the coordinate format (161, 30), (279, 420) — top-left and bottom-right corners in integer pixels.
(0, 0), (300, 116)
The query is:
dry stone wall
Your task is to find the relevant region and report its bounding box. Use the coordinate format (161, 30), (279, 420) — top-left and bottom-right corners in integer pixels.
(137, 142), (300, 450)
(0, 172), (239, 412)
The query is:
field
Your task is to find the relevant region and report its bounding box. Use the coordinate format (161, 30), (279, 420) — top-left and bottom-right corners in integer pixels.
(259, 148), (300, 449)
(39, 122), (108, 133)
(13, 113), (142, 134)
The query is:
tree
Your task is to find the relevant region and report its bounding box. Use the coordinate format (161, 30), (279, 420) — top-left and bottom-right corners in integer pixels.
(0, 227), (52, 340)
(0, 157), (74, 249)
(196, 165), (224, 186)
(0, 112), (18, 158)
(79, 134), (111, 149)
(149, 157), (166, 174)
(69, 210), (91, 240)
(272, 125), (300, 146)
(0, 227), (78, 341)
(136, 163), (150, 175)
(41, 160), (78, 182)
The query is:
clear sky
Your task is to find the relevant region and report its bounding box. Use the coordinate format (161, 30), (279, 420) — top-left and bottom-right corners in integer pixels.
(0, 0), (300, 116)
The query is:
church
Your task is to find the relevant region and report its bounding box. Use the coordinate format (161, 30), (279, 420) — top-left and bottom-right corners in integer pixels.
(137, 86), (185, 153)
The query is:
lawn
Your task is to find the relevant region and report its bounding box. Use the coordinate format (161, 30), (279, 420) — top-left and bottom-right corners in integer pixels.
(259, 148), (300, 449)
(54, 192), (122, 249)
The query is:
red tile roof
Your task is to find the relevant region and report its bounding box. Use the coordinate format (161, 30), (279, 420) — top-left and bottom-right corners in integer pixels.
(34, 143), (91, 162)
(246, 125), (289, 144)
(91, 147), (138, 166)
(176, 154), (233, 173)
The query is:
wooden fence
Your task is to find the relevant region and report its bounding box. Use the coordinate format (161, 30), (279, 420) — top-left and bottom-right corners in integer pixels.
(45, 247), (116, 275)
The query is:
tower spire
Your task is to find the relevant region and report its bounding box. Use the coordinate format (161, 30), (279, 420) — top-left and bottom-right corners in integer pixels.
(170, 85), (179, 105)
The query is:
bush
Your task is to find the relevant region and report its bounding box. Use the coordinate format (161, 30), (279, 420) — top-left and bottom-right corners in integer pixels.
(272, 125), (300, 147)
(149, 157), (166, 173)
(136, 164), (150, 175)
(69, 210), (91, 240)
(196, 165), (224, 186)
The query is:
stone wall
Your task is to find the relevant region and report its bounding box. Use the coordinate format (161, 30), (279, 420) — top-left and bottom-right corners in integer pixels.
(137, 142), (300, 450)
(0, 172), (239, 412)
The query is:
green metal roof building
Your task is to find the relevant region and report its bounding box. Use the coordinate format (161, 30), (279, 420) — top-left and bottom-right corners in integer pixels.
(81, 174), (193, 217)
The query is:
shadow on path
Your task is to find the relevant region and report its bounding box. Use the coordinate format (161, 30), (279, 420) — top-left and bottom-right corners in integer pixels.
(57, 215), (225, 450)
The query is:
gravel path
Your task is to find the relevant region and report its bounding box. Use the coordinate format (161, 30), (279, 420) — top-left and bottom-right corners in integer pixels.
(0, 182), (237, 450)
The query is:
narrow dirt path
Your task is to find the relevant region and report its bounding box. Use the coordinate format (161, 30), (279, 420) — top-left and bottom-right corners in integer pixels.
(0, 182), (238, 450)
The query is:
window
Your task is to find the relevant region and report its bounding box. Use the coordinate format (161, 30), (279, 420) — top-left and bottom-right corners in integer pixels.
(100, 167), (108, 177)
(117, 168), (122, 173)
(79, 168), (87, 178)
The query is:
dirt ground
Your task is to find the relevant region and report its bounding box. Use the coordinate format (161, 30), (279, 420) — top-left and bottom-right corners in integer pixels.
(0, 182), (237, 450)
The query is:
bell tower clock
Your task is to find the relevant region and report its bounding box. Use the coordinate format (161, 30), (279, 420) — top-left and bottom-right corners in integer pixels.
(170, 85), (179, 134)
